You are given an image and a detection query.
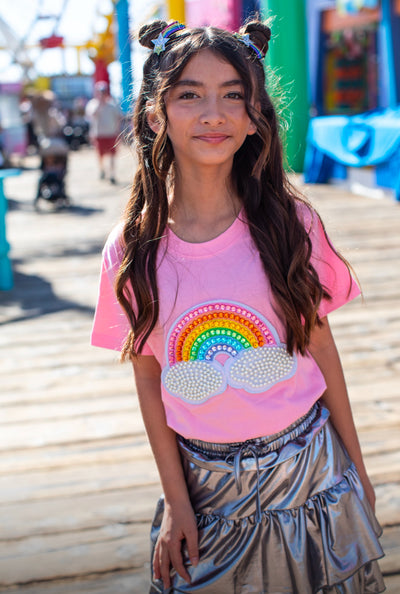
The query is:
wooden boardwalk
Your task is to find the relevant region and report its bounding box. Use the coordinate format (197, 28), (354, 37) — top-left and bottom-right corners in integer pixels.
(0, 147), (399, 593)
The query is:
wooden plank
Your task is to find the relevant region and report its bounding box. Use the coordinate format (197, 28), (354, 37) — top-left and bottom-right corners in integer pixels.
(0, 395), (139, 425)
(0, 374), (132, 405)
(0, 523), (150, 586)
(0, 484), (160, 540)
(0, 457), (159, 505)
(358, 429), (400, 456)
(0, 412), (146, 451)
(380, 526), (400, 574)
(362, 451), (400, 485)
(384, 574), (400, 594)
(0, 568), (149, 593)
(0, 436), (148, 475)
(375, 483), (400, 527)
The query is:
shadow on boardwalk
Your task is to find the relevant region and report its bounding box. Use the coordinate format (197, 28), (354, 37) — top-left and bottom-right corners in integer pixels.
(0, 147), (399, 593)
(0, 269), (95, 325)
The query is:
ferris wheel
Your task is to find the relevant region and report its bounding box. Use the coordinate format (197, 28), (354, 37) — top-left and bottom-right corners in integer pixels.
(0, 15), (35, 78)
(0, 0), (75, 80)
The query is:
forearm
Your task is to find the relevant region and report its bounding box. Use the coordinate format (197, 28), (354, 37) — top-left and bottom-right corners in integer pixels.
(132, 360), (191, 506)
(132, 356), (199, 583)
(308, 318), (368, 478)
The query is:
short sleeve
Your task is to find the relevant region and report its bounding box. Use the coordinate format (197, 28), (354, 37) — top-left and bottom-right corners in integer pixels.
(91, 225), (154, 355)
(306, 208), (361, 317)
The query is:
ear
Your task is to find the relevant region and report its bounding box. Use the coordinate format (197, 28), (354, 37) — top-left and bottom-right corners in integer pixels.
(146, 102), (162, 134)
(248, 120), (257, 136)
(247, 101), (261, 136)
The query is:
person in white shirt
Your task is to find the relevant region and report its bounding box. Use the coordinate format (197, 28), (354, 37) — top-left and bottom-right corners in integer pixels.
(85, 81), (121, 184)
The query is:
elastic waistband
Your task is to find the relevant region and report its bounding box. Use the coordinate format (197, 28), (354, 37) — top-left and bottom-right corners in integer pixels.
(180, 401), (321, 459)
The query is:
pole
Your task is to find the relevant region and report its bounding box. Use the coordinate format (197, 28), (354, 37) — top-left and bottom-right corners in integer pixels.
(381, 0), (396, 108)
(115, 0), (133, 114)
(0, 170), (20, 291)
(260, 0), (309, 172)
(167, 0), (185, 23)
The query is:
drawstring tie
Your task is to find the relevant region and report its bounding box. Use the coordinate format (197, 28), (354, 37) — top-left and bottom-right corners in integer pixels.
(226, 443), (263, 524)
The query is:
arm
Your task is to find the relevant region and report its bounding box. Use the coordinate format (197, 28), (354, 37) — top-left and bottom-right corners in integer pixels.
(132, 354), (199, 587)
(308, 317), (376, 510)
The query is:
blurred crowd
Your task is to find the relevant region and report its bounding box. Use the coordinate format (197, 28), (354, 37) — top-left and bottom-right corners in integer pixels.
(20, 89), (90, 156)
(0, 81), (123, 209)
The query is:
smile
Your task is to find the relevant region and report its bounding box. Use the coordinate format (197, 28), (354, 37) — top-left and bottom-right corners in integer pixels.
(194, 135), (229, 144)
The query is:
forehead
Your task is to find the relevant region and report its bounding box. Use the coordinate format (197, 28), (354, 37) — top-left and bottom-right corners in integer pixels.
(176, 49), (242, 84)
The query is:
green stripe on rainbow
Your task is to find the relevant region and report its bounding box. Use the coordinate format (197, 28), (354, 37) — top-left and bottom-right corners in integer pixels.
(167, 301), (277, 366)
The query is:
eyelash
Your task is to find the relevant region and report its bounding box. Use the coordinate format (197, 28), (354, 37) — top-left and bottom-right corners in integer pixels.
(226, 92), (244, 100)
(179, 92), (198, 100)
(178, 91), (244, 100)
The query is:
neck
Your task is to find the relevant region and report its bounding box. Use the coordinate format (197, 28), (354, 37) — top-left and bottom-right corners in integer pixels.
(170, 163), (241, 228)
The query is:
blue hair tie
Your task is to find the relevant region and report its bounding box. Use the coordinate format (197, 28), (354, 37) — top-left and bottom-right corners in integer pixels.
(152, 21), (186, 55)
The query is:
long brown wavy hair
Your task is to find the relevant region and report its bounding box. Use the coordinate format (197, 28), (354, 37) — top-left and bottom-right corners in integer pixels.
(116, 19), (348, 359)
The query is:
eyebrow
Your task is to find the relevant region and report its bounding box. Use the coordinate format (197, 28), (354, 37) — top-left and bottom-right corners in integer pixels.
(174, 79), (244, 88)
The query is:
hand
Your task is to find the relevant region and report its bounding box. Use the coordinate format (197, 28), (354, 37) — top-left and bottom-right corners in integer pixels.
(153, 500), (199, 589)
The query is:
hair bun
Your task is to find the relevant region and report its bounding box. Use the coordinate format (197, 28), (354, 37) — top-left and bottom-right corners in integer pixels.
(138, 20), (168, 49)
(240, 21), (271, 57)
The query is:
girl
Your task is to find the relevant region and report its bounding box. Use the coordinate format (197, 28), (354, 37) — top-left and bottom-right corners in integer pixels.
(91, 19), (385, 593)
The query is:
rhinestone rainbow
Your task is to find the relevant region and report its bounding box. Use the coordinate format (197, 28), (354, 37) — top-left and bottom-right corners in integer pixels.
(167, 301), (277, 366)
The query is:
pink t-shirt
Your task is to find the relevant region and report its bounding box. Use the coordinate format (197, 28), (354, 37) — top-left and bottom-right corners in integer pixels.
(91, 205), (360, 442)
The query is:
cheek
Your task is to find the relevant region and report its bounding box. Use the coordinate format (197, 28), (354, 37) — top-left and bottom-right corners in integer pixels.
(166, 107), (186, 130)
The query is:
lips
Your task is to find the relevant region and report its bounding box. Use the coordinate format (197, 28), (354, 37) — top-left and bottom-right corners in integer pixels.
(194, 134), (229, 144)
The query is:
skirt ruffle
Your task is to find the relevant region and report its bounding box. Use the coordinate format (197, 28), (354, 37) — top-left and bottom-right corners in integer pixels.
(149, 403), (385, 593)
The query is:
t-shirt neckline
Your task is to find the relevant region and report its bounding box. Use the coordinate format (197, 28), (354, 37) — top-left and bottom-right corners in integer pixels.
(166, 209), (245, 257)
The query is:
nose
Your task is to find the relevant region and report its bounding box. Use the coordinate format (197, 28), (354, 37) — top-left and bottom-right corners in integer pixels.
(200, 96), (225, 126)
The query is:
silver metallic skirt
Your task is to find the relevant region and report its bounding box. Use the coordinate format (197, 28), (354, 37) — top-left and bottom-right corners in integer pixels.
(150, 402), (385, 593)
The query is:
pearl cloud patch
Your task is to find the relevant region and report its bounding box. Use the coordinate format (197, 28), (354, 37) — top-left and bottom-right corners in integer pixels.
(161, 301), (297, 404)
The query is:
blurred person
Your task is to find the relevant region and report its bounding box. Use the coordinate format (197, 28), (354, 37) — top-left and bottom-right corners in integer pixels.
(31, 90), (66, 142)
(31, 91), (70, 209)
(63, 99), (90, 151)
(85, 81), (122, 184)
(20, 93), (38, 153)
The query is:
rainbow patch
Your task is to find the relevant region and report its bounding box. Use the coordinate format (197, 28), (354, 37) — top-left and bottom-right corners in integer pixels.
(162, 300), (296, 404)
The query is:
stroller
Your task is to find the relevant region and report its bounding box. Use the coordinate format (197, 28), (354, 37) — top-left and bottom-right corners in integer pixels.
(34, 137), (70, 210)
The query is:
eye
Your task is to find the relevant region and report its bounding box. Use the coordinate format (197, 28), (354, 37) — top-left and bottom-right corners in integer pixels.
(225, 91), (244, 100)
(179, 91), (199, 100)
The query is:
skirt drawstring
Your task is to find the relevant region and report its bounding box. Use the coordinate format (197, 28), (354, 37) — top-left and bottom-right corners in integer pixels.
(227, 442), (263, 523)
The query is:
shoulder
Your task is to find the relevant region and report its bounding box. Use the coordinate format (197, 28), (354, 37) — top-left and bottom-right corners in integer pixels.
(294, 198), (318, 235)
(102, 221), (125, 269)
(294, 199), (333, 258)
(106, 99), (121, 112)
(85, 98), (98, 113)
